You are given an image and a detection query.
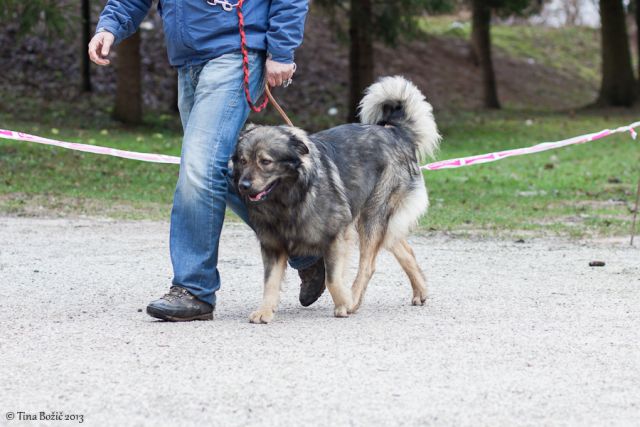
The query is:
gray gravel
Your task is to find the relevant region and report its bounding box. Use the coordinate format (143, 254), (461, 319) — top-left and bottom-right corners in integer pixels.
(1, 216), (639, 427)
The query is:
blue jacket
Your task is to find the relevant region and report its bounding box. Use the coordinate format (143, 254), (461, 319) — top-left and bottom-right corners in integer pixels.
(97, 0), (309, 66)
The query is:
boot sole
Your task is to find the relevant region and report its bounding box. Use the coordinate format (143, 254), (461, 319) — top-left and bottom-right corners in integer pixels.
(146, 306), (213, 322)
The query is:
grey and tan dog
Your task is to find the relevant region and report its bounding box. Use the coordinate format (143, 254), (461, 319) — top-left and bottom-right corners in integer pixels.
(231, 76), (441, 323)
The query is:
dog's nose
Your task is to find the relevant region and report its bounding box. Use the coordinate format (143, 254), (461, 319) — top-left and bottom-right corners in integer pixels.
(239, 179), (252, 191)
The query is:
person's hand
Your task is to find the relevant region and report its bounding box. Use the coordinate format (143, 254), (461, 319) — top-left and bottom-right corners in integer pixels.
(265, 58), (295, 87)
(88, 31), (115, 66)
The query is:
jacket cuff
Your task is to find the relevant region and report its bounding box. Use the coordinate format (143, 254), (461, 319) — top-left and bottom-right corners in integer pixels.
(267, 50), (295, 64)
(95, 20), (122, 45)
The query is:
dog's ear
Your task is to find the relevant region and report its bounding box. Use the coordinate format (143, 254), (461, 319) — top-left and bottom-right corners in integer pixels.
(238, 124), (258, 146)
(240, 123), (259, 139)
(289, 134), (309, 156)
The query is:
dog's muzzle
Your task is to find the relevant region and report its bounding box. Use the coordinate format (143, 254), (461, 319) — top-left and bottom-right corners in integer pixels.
(246, 180), (278, 202)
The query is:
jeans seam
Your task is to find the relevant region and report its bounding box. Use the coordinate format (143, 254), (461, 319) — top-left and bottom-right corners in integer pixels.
(205, 76), (245, 238)
(211, 83), (243, 172)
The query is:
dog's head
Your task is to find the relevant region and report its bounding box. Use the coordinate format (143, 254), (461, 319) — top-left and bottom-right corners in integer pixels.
(231, 125), (311, 203)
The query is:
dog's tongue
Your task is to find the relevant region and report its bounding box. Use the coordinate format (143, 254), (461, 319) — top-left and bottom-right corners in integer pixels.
(249, 188), (269, 202)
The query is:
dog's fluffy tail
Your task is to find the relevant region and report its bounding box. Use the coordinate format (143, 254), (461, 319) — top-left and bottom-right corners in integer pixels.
(359, 76), (440, 160)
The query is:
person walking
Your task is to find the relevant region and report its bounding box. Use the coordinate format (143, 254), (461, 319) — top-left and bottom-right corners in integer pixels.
(88, 0), (325, 321)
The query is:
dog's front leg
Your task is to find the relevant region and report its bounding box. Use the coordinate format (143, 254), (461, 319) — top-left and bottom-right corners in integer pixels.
(249, 247), (287, 324)
(325, 234), (353, 318)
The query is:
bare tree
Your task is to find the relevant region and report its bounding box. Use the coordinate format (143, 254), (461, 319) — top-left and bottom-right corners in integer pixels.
(81, 0), (92, 92)
(471, 0), (501, 109)
(596, 0), (636, 106)
(348, 0), (374, 121)
(113, 32), (143, 124)
(636, 0), (640, 86)
(318, 0), (452, 120)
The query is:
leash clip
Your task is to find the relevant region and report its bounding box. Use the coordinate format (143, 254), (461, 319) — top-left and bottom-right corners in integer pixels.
(206, 0), (238, 12)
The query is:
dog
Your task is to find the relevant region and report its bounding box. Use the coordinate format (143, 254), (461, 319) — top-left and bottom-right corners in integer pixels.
(231, 76), (440, 323)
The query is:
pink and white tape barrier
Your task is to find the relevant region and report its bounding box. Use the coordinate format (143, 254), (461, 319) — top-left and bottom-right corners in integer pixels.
(0, 129), (180, 164)
(1, 121), (638, 170)
(422, 121), (639, 171)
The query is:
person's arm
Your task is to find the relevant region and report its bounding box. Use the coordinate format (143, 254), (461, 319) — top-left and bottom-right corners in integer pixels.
(266, 0), (309, 64)
(88, 0), (152, 66)
(96, 0), (153, 45)
(264, 0), (309, 87)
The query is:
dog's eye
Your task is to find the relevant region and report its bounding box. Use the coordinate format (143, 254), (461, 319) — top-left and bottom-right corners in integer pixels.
(240, 158), (248, 165)
(260, 159), (272, 166)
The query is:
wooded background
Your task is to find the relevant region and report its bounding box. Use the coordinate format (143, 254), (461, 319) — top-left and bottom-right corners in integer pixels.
(1, 0), (639, 126)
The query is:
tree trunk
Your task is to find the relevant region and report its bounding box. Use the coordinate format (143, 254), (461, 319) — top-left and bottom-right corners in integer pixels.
(471, 0), (501, 109)
(113, 31), (143, 124)
(597, 0), (636, 106)
(348, 0), (374, 122)
(81, 0), (91, 92)
(636, 0), (640, 85)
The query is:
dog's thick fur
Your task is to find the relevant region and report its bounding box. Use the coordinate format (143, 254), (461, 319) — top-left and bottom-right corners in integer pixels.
(232, 76), (440, 323)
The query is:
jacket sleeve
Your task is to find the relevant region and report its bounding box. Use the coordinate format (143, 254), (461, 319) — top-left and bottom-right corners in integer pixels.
(96, 0), (153, 45)
(267, 0), (309, 64)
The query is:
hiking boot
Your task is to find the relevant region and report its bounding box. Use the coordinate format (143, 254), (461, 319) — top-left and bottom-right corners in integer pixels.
(298, 258), (326, 307)
(146, 286), (214, 321)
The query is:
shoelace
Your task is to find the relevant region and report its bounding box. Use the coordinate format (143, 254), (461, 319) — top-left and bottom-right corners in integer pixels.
(162, 287), (189, 302)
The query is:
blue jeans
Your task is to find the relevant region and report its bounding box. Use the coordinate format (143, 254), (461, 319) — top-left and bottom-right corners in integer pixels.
(170, 51), (315, 306)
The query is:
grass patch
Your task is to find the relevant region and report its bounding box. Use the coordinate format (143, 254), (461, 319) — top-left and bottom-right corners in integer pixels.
(423, 110), (640, 236)
(2, 103), (639, 237)
(1, 120), (181, 210)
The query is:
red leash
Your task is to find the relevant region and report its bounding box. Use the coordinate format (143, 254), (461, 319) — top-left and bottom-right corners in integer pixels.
(236, 0), (269, 112)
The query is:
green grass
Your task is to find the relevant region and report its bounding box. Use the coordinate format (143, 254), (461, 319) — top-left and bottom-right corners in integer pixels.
(2, 105), (639, 236)
(422, 110), (640, 237)
(0, 118), (181, 220)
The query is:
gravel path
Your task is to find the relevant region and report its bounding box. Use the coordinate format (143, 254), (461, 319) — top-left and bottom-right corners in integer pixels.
(1, 216), (639, 426)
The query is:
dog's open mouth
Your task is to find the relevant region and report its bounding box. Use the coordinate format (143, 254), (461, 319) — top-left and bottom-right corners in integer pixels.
(248, 180), (278, 202)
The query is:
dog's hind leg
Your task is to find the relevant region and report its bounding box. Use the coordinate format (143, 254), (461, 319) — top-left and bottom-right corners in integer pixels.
(249, 248), (287, 324)
(390, 239), (427, 306)
(325, 232), (353, 318)
(349, 229), (383, 314)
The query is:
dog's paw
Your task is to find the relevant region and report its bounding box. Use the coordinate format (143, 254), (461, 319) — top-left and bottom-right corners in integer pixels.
(411, 291), (427, 306)
(347, 302), (360, 314)
(349, 293), (363, 314)
(249, 308), (275, 324)
(334, 305), (350, 318)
